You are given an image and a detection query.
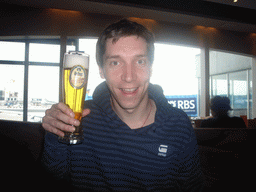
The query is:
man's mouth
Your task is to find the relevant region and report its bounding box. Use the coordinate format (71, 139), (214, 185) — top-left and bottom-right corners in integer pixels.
(120, 88), (138, 93)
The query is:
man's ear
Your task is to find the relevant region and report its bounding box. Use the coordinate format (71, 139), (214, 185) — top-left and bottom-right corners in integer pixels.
(99, 66), (105, 79)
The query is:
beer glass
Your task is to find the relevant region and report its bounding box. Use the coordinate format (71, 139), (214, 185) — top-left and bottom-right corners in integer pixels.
(58, 51), (89, 144)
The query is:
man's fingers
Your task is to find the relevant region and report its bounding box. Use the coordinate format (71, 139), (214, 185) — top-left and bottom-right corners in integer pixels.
(51, 108), (79, 127)
(42, 102), (79, 136)
(42, 102), (90, 137)
(42, 116), (64, 137)
(45, 103), (79, 127)
(82, 108), (91, 117)
(55, 102), (75, 118)
(44, 123), (65, 137)
(47, 103), (74, 119)
(42, 115), (75, 134)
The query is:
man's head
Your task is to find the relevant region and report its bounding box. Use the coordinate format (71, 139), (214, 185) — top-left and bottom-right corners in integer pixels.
(95, 19), (155, 113)
(96, 19), (155, 68)
(210, 96), (232, 116)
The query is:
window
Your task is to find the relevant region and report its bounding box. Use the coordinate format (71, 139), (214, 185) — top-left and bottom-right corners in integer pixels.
(210, 50), (253, 118)
(0, 41), (25, 61)
(211, 74), (228, 97)
(151, 43), (201, 117)
(0, 40), (60, 122)
(29, 43), (60, 63)
(27, 43), (60, 122)
(0, 65), (24, 121)
(27, 66), (59, 122)
(79, 38), (104, 99)
(2, 37), (254, 122)
(229, 71), (248, 117)
(0, 41), (25, 121)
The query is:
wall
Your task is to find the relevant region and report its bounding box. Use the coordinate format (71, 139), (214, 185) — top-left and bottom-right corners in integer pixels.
(0, 3), (256, 57)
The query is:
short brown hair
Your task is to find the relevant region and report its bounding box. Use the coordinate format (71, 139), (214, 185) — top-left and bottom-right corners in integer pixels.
(96, 19), (155, 68)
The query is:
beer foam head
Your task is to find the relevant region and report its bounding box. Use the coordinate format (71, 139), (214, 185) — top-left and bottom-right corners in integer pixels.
(64, 51), (89, 69)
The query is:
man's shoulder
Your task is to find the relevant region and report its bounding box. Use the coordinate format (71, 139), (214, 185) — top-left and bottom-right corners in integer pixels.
(156, 103), (193, 132)
(160, 103), (190, 120)
(84, 99), (105, 113)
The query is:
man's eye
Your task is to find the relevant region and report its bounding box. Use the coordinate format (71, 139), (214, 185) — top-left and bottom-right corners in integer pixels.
(137, 59), (146, 65)
(110, 61), (119, 66)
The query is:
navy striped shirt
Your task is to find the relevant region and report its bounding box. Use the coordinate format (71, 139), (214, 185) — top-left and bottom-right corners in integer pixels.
(42, 82), (204, 191)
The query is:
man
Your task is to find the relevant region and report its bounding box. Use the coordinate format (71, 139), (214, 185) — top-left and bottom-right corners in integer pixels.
(200, 96), (246, 128)
(42, 19), (204, 191)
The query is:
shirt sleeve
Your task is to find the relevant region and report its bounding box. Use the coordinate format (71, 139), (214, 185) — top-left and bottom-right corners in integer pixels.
(41, 132), (70, 180)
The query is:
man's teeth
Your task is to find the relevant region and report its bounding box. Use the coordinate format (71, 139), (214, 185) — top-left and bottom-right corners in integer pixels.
(121, 88), (137, 92)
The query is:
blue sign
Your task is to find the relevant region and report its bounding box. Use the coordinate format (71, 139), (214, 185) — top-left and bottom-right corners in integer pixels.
(165, 95), (197, 116)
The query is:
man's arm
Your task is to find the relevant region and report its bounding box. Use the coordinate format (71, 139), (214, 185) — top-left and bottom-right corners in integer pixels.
(41, 102), (91, 178)
(41, 131), (70, 179)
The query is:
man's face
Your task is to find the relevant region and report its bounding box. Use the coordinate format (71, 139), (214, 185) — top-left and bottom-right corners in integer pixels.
(100, 36), (152, 113)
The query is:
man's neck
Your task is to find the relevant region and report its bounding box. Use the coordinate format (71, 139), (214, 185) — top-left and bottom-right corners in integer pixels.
(111, 98), (156, 129)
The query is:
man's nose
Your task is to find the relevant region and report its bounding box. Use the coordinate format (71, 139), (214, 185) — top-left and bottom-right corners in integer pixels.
(121, 63), (137, 82)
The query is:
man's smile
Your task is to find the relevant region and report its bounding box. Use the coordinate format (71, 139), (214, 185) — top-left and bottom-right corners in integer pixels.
(120, 87), (138, 94)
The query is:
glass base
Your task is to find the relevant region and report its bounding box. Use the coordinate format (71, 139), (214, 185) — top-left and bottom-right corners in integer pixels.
(58, 133), (83, 145)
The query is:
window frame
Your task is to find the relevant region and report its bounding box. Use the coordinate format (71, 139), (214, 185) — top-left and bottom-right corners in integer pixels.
(0, 38), (77, 122)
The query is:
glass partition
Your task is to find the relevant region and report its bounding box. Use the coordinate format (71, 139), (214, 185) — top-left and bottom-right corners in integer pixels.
(211, 74), (228, 97)
(210, 50), (253, 118)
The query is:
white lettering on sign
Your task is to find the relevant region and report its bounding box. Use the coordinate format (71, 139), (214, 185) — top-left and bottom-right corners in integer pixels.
(190, 100), (195, 109)
(168, 99), (195, 110)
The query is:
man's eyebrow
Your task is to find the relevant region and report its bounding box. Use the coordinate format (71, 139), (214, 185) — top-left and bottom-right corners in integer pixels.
(104, 54), (148, 60)
(135, 54), (147, 58)
(104, 55), (120, 60)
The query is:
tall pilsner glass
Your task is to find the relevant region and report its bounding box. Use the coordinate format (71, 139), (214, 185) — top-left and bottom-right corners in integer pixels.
(58, 51), (89, 144)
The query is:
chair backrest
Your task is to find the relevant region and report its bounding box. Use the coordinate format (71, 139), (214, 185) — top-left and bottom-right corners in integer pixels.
(0, 120), (45, 161)
(248, 119), (256, 128)
(194, 119), (203, 128)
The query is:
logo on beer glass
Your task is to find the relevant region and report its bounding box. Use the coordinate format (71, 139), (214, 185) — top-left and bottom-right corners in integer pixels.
(69, 65), (86, 89)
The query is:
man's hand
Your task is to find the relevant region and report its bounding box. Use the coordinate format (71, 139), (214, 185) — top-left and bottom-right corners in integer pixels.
(42, 102), (91, 137)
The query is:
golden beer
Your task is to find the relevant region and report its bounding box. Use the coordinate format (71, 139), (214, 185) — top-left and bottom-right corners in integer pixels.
(59, 51), (89, 144)
(64, 67), (89, 120)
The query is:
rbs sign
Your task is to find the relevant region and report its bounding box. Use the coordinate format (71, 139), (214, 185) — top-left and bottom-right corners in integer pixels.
(166, 95), (197, 116)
